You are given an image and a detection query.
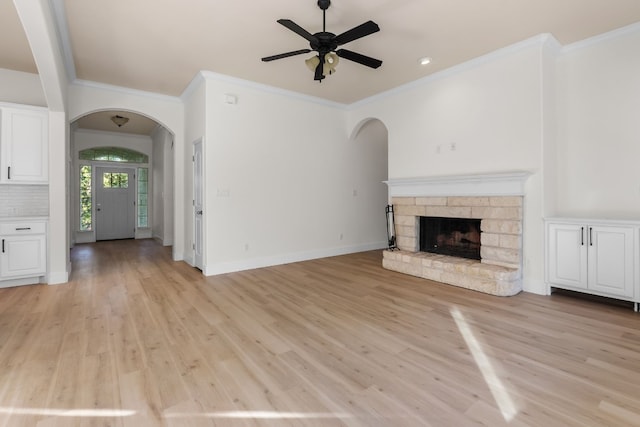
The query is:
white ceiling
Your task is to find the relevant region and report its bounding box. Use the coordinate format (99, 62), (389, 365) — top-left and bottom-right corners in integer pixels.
(2, 0), (640, 129)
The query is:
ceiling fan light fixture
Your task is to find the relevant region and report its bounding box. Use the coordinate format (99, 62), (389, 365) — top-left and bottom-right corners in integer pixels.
(305, 55), (320, 71)
(418, 56), (432, 66)
(305, 53), (339, 77)
(111, 114), (129, 127)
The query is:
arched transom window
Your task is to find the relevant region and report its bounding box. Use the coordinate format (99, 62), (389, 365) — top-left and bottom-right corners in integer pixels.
(79, 147), (149, 163)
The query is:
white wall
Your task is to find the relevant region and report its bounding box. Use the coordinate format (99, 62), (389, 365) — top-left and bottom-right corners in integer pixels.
(182, 75), (207, 266)
(348, 37), (549, 294)
(199, 75), (387, 275)
(0, 68), (46, 107)
(73, 128), (152, 155)
(556, 25), (640, 219)
(151, 125), (174, 245)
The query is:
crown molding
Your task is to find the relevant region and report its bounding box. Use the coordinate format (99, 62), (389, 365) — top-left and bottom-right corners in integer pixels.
(349, 33), (556, 110)
(562, 21), (640, 53)
(71, 79), (183, 104)
(190, 70), (349, 110)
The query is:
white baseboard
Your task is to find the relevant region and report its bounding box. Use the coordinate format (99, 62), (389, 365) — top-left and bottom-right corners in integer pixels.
(203, 241), (387, 276)
(47, 269), (69, 285)
(523, 277), (548, 295)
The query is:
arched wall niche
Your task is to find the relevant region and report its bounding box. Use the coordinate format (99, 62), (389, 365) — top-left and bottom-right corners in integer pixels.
(346, 117), (390, 246)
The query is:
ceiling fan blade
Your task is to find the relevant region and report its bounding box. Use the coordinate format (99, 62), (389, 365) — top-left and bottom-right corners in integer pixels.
(277, 19), (318, 43)
(262, 49), (312, 62)
(334, 20), (380, 46)
(314, 54), (325, 81)
(336, 49), (382, 69)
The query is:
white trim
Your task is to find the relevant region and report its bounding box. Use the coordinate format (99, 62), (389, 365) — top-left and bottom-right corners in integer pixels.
(180, 72), (205, 101)
(562, 21), (640, 53)
(349, 34), (554, 110)
(523, 277), (547, 296)
(385, 171), (532, 197)
(49, 0), (76, 82)
(172, 249), (184, 262)
(0, 276), (42, 288)
(71, 79), (183, 104)
(195, 70), (348, 110)
(47, 270), (69, 285)
(203, 242), (387, 276)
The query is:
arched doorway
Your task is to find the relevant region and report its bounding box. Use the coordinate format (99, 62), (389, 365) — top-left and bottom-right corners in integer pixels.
(69, 110), (175, 248)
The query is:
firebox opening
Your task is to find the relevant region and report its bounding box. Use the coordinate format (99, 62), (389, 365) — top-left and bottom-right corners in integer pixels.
(419, 216), (481, 260)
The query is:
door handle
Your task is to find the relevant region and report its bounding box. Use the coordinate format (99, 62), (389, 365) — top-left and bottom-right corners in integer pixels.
(2, 239), (4, 253)
(589, 227), (593, 246)
(196, 210), (203, 215)
(580, 227), (584, 246)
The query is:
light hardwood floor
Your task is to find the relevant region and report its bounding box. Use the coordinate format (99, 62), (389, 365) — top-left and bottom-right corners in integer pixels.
(1, 239), (640, 426)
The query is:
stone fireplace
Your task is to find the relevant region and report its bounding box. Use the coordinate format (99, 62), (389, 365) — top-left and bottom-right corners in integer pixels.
(382, 173), (529, 296)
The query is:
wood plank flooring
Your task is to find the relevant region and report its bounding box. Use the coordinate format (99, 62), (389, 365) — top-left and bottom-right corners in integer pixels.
(1, 239), (640, 426)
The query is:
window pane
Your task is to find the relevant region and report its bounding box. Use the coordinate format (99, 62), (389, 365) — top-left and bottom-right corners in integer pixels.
(103, 172), (129, 189)
(79, 147), (148, 163)
(103, 172), (112, 188)
(80, 165), (92, 231)
(137, 167), (148, 227)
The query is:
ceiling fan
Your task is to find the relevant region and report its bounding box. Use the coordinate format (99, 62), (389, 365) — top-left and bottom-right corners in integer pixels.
(261, 0), (382, 82)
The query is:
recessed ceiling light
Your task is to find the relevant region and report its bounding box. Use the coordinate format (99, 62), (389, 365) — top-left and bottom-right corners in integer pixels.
(418, 57), (432, 66)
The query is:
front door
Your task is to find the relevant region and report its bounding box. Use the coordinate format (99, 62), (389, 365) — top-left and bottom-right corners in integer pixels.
(95, 166), (136, 241)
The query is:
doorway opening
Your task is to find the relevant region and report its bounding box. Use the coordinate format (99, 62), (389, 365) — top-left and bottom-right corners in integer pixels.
(71, 110), (174, 247)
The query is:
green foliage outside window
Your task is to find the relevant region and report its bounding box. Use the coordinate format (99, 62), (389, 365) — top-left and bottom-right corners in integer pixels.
(80, 165), (92, 231)
(80, 147), (148, 163)
(103, 172), (129, 188)
(137, 167), (148, 227)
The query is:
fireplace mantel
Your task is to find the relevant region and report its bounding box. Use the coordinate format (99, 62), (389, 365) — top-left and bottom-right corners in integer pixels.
(384, 171), (532, 197)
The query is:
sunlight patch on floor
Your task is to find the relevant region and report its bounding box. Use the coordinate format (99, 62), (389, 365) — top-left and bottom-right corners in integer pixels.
(450, 306), (518, 422)
(163, 411), (354, 420)
(0, 407), (136, 417)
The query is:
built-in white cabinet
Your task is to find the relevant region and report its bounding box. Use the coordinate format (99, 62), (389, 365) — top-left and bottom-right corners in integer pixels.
(0, 104), (49, 184)
(0, 220), (47, 287)
(546, 219), (639, 310)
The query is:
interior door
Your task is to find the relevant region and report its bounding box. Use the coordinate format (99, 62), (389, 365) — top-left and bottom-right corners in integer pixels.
(95, 166), (135, 241)
(193, 139), (204, 270)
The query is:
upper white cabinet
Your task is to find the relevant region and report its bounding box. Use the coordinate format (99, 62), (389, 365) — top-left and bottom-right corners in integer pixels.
(547, 220), (637, 301)
(0, 105), (49, 184)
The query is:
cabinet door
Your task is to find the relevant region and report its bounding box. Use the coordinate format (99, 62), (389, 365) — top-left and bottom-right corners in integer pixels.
(547, 223), (588, 289)
(0, 235), (46, 279)
(587, 225), (635, 298)
(0, 107), (49, 183)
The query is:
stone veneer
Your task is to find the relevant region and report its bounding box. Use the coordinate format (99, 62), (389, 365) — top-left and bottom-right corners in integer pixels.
(383, 196), (523, 296)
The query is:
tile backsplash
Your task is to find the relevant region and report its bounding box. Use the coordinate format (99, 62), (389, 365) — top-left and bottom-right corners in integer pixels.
(0, 185), (49, 217)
